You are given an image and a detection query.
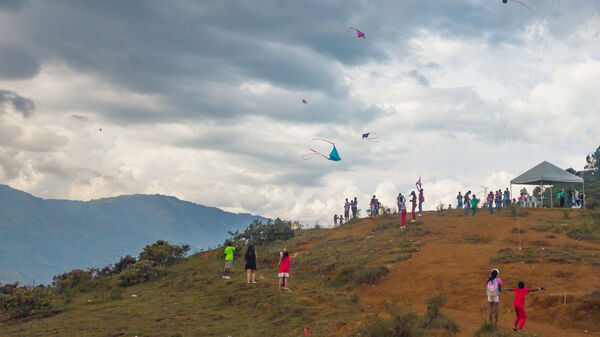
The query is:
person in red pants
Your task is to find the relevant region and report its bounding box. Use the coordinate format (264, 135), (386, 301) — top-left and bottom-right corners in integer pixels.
(507, 281), (544, 332)
(397, 193), (407, 228)
(409, 191), (417, 222)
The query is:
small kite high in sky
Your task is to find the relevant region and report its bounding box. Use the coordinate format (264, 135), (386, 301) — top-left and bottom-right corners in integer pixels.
(301, 138), (341, 161)
(416, 176), (422, 188)
(302, 99), (307, 104)
(347, 27), (366, 39)
(362, 132), (378, 142)
(503, 0), (532, 10)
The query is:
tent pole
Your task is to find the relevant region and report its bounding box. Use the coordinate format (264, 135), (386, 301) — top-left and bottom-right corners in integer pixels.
(540, 180), (543, 208)
(582, 181), (585, 209)
(510, 184), (512, 206)
(551, 186), (553, 208)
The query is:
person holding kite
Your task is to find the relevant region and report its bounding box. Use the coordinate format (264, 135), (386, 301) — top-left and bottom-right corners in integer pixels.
(416, 178), (424, 216)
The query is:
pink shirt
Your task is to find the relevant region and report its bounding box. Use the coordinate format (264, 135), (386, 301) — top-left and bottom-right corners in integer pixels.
(279, 256), (290, 273)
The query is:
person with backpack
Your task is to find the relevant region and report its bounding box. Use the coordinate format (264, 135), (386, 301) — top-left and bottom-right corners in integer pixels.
(486, 269), (502, 325)
(244, 243), (257, 284)
(507, 281), (545, 333)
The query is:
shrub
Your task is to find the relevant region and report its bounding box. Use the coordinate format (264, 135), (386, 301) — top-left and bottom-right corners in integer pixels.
(424, 295), (459, 333)
(228, 218), (295, 246)
(52, 269), (94, 294)
(139, 240), (190, 266)
(352, 311), (428, 337)
(118, 260), (165, 287)
(331, 265), (389, 288)
(0, 286), (54, 320)
(567, 223), (600, 243)
(112, 255), (137, 274)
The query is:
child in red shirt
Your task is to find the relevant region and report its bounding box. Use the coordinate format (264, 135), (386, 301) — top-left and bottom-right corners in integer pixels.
(507, 281), (544, 332)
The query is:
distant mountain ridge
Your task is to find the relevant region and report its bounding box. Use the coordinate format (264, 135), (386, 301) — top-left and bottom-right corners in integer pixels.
(0, 185), (268, 284)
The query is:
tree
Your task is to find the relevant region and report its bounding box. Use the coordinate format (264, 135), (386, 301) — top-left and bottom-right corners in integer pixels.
(585, 146), (600, 171)
(566, 167), (576, 174)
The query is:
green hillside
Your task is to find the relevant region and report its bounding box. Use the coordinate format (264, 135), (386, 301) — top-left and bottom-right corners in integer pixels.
(1, 210), (600, 337)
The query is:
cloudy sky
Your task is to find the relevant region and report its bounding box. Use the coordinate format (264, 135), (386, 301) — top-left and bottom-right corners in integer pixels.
(1, 0), (599, 225)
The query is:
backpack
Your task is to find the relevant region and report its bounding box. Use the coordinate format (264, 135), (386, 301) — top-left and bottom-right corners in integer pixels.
(486, 279), (500, 297)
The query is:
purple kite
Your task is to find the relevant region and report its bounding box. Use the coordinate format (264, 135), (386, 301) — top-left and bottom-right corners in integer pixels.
(362, 132), (378, 141)
(347, 27), (366, 39)
(416, 177), (422, 188)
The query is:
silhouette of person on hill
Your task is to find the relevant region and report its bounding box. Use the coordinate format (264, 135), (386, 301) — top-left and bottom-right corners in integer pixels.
(244, 243), (257, 284)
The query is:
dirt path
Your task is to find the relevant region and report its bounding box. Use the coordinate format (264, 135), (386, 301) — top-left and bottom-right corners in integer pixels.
(353, 209), (600, 336)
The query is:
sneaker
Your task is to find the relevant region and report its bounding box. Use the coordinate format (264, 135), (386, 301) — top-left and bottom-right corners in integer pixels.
(252, 281), (257, 284)
(513, 327), (518, 332)
(222, 276), (227, 279)
(418, 214), (422, 216)
(224, 276), (231, 279)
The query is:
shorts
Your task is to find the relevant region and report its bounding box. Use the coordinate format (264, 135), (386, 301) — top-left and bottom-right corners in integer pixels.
(488, 296), (499, 303)
(278, 272), (290, 278)
(224, 260), (232, 268)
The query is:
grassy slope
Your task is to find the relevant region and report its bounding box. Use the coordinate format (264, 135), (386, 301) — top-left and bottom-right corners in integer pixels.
(2, 208), (600, 337)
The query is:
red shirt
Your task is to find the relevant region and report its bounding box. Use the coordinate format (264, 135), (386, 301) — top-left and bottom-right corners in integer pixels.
(279, 256), (290, 273)
(513, 288), (530, 307)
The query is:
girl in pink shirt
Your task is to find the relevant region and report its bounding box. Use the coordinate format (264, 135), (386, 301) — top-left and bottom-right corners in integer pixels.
(278, 250), (297, 291)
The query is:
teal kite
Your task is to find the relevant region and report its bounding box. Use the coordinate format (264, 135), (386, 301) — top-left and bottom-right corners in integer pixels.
(301, 139), (341, 161)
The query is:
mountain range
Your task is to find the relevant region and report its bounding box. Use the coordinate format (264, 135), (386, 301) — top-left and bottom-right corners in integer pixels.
(0, 185), (268, 284)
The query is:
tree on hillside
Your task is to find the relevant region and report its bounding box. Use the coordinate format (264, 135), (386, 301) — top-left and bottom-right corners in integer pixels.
(566, 167), (576, 174)
(585, 145), (599, 171)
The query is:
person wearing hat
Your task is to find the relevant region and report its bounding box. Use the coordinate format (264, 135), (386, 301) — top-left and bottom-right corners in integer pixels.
(486, 268), (502, 325)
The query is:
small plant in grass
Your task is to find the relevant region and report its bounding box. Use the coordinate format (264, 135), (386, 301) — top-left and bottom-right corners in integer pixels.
(567, 223), (600, 243)
(464, 234), (492, 244)
(385, 253), (412, 263)
(424, 295), (459, 333)
(352, 310), (428, 337)
(330, 265), (389, 288)
(511, 227), (526, 234)
(474, 320), (538, 337)
(563, 210), (571, 219)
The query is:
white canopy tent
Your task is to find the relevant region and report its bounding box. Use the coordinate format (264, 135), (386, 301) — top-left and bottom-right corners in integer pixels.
(510, 161), (584, 208)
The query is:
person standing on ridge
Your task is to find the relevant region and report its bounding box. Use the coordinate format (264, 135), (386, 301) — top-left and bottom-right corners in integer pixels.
(504, 188), (510, 207)
(344, 198), (351, 221)
(488, 192), (494, 214)
(370, 195), (377, 218)
(223, 241), (235, 279)
(417, 186), (424, 216)
(333, 214), (338, 227)
(410, 191), (417, 222)
(397, 193), (407, 228)
(351, 197), (358, 218)
(464, 191), (471, 216)
(471, 194), (479, 216)
(457, 192), (463, 208)
(244, 243), (257, 284)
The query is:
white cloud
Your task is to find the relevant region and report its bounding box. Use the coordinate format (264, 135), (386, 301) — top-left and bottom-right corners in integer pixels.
(0, 1), (599, 228)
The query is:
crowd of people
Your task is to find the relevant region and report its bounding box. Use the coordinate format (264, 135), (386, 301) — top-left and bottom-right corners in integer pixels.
(332, 184), (426, 227)
(220, 184), (575, 334)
